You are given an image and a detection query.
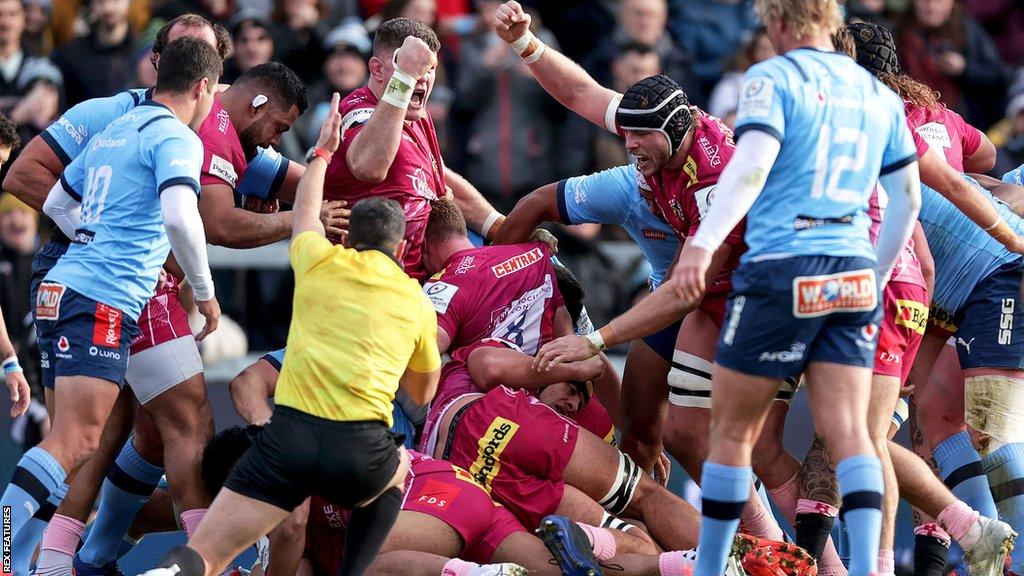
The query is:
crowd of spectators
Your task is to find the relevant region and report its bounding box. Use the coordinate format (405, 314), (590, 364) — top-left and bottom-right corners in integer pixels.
(3, 0), (1024, 351)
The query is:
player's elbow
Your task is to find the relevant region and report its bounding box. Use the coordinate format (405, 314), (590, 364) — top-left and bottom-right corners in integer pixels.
(348, 155), (388, 184)
(401, 369), (440, 405)
(468, 358), (504, 391)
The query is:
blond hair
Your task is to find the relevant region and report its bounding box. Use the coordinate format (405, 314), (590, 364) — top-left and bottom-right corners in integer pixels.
(755, 0), (843, 39)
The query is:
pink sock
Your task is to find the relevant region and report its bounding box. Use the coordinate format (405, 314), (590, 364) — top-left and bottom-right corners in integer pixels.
(441, 558), (477, 576)
(937, 501), (979, 542)
(181, 508), (208, 539)
(740, 484), (785, 540)
(796, 498), (839, 517)
(659, 550), (694, 575)
(877, 549), (895, 576)
(576, 523), (617, 561)
(40, 514), (85, 554)
(767, 471), (800, 525)
(914, 523), (952, 547)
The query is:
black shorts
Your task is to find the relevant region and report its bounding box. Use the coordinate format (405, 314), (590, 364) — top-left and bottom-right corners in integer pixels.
(225, 405), (403, 511)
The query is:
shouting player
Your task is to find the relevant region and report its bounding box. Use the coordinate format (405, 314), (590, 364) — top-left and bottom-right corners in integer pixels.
(0, 35), (222, 567)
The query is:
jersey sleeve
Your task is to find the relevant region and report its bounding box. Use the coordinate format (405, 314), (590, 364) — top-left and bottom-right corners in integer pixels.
(952, 110), (982, 157)
(153, 129), (202, 196)
(57, 153), (87, 202)
(236, 147), (290, 200)
(423, 276), (463, 342)
(261, 347), (286, 371)
(289, 230), (333, 278)
(733, 63), (788, 143)
(556, 165), (637, 226)
(336, 103), (375, 162)
(41, 90), (139, 166)
(200, 132), (242, 189)
(881, 98), (919, 175)
(408, 294), (442, 373)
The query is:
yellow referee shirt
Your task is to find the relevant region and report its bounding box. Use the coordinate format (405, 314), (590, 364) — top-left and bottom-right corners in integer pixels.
(275, 231), (441, 426)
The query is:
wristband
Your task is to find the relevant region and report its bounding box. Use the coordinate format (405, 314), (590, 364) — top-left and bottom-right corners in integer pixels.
(481, 210), (503, 240)
(3, 354), (22, 374)
(985, 217), (1003, 231)
(306, 147), (332, 165)
(510, 32), (534, 54)
(522, 40), (546, 64)
(382, 63), (417, 110)
(585, 330), (606, 354)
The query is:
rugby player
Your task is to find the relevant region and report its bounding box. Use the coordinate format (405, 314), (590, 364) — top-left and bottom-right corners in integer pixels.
(844, 22), (1024, 575)
(144, 93), (440, 576)
(490, 0), (801, 553)
(663, 0), (921, 574)
(0, 32), (223, 571)
(0, 114), (29, 426)
(323, 17), (505, 282)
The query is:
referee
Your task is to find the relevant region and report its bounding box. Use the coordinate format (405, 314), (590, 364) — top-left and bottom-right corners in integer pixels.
(143, 92), (442, 576)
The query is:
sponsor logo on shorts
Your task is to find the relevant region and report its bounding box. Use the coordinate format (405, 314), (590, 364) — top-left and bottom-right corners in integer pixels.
(470, 417), (519, 492)
(92, 304), (122, 348)
(39, 350), (48, 369)
(88, 346), (121, 360)
(894, 299), (928, 335)
(321, 503), (347, 529)
(856, 323), (879, 350)
(35, 283), (65, 321)
(455, 256), (476, 275)
(642, 229), (667, 241)
(957, 337), (975, 355)
(411, 478), (461, 509)
(792, 270), (876, 318)
(491, 248), (544, 278)
(423, 281), (459, 314)
(56, 336), (71, 359)
(208, 154), (238, 188)
(999, 298), (1015, 345)
(758, 341), (806, 363)
(928, 304), (958, 334)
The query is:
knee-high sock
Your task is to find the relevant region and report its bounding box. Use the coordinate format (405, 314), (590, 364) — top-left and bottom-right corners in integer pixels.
(0, 447), (66, 541)
(983, 442), (1024, 573)
(740, 483), (785, 541)
(76, 440), (163, 567)
(10, 482), (66, 576)
(694, 462), (750, 576)
(339, 488), (403, 576)
(934, 432), (998, 518)
(766, 471), (848, 576)
(836, 455), (883, 576)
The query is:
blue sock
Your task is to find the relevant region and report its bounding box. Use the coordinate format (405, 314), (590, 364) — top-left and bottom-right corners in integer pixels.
(695, 462), (751, 576)
(77, 440), (164, 568)
(1, 447), (67, 542)
(983, 442), (1024, 574)
(837, 455), (883, 576)
(934, 432), (999, 518)
(10, 482), (65, 576)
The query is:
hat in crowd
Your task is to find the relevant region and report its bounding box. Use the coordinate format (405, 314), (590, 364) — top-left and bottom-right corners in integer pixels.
(22, 0), (51, 11)
(228, 9), (272, 37)
(0, 194), (37, 218)
(324, 19), (371, 58)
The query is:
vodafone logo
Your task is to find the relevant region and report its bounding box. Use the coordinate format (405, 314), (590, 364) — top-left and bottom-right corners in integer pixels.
(57, 336), (70, 352)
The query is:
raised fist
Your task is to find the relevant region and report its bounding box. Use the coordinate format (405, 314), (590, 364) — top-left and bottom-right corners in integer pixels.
(493, 1), (531, 45)
(394, 36), (436, 79)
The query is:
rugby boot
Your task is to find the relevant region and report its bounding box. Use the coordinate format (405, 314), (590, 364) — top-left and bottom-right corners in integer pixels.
(961, 516), (1015, 576)
(72, 556), (124, 576)
(536, 515), (603, 576)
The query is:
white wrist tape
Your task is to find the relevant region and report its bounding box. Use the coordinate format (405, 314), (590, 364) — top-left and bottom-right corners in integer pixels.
(382, 65), (417, 110)
(510, 32), (534, 54)
(586, 330), (606, 353)
(481, 210), (503, 239)
(605, 94), (622, 134)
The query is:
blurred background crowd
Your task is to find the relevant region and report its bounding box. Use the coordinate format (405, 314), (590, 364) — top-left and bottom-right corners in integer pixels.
(1, 0), (1024, 403)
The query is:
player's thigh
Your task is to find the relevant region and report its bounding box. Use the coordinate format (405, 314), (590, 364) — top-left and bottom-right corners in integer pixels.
(190, 488), (291, 570)
(663, 404), (709, 478)
(128, 335), (205, 412)
(563, 427), (630, 500)
(804, 361), (873, 437)
(868, 374), (901, 439)
(377, 510), (463, 557)
(49, 376), (122, 443)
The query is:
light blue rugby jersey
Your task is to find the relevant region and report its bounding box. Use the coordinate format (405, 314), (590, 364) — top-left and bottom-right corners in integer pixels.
(557, 164), (678, 289)
(919, 174), (1024, 316)
(46, 102), (203, 320)
(732, 48), (917, 263)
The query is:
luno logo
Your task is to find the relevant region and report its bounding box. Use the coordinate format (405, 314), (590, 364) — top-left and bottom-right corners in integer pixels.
(470, 417), (519, 491)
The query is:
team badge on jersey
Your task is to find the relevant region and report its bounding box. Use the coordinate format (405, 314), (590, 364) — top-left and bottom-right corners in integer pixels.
(793, 270), (877, 318)
(739, 78), (775, 119)
(424, 281), (459, 313)
(36, 283), (66, 320)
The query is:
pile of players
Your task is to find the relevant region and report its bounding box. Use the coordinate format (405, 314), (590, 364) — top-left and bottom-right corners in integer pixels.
(3, 0), (1024, 575)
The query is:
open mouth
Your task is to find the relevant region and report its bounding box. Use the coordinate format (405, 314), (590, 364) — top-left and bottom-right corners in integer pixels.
(410, 89), (426, 108)
(634, 155), (649, 172)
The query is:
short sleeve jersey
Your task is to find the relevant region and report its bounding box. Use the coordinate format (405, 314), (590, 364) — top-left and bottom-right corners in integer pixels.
(423, 242), (563, 356)
(325, 87), (448, 280)
(556, 165), (678, 289)
(275, 232), (441, 426)
(199, 94), (249, 190)
(47, 102), (203, 320)
(905, 103), (980, 172)
(733, 49), (918, 262)
(42, 88), (152, 166)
